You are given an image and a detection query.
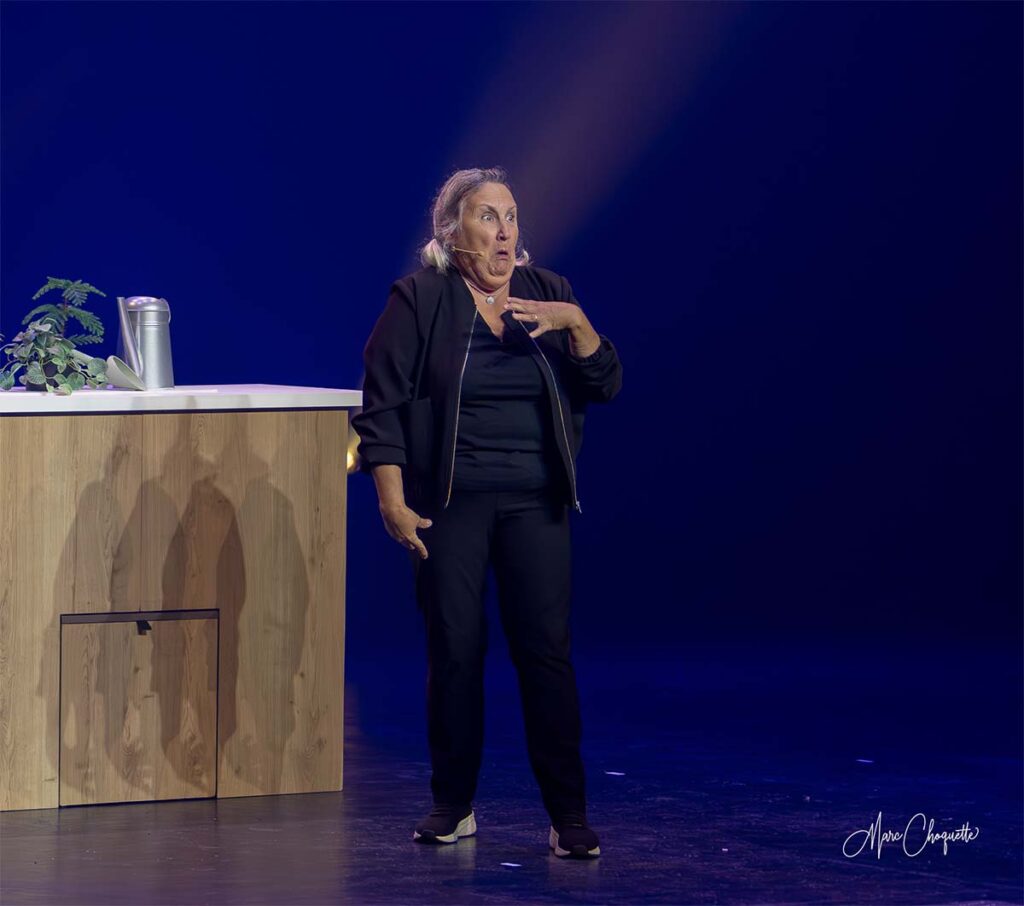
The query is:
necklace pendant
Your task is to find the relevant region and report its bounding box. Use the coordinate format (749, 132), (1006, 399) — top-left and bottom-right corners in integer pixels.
(485, 295), (495, 305)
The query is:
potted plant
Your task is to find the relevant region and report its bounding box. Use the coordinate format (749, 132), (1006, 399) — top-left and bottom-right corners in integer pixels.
(0, 277), (109, 394)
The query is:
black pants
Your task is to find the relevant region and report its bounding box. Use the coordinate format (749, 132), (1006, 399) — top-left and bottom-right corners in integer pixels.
(411, 485), (587, 821)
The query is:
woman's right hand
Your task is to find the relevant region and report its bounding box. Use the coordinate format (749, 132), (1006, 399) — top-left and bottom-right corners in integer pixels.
(380, 502), (433, 559)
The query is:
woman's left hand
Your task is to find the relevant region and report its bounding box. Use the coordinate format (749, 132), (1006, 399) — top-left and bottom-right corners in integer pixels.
(504, 297), (581, 339)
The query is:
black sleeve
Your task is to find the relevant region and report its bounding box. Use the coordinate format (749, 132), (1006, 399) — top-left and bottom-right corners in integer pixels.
(558, 274), (623, 404)
(351, 280), (419, 471)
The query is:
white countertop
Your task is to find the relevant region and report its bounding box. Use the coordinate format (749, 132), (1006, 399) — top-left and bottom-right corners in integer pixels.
(0, 384), (363, 414)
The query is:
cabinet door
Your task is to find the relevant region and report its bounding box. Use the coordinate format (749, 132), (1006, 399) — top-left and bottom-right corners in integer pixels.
(59, 612), (218, 806)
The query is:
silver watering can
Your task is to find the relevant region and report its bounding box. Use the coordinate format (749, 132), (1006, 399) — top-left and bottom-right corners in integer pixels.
(115, 296), (175, 390)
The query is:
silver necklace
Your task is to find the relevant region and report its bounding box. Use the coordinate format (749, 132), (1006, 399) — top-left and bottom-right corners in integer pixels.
(461, 273), (509, 306)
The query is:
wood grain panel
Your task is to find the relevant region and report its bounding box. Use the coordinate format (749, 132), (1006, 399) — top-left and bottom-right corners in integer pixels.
(60, 615), (217, 805)
(1, 407), (349, 810)
(140, 410), (348, 798)
(0, 414), (143, 811)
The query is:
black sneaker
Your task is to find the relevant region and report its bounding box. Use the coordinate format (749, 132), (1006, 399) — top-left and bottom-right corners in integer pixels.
(412, 803), (476, 844)
(549, 813), (601, 858)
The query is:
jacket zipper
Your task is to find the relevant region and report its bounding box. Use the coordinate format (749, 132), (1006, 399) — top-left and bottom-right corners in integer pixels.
(444, 309), (583, 514)
(519, 323), (582, 514)
(443, 307), (479, 509)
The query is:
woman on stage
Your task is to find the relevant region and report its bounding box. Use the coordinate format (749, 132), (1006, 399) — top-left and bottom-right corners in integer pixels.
(352, 166), (622, 858)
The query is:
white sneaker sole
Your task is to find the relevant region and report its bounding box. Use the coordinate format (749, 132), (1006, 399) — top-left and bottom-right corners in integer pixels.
(413, 810), (477, 844)
(549, 825), (601, 858)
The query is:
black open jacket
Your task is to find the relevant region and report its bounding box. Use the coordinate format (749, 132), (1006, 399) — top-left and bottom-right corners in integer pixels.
(352, 264), (623, 517)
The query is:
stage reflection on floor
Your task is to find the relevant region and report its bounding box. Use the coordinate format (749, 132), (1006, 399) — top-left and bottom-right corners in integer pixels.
(2, 638), (1020, 905)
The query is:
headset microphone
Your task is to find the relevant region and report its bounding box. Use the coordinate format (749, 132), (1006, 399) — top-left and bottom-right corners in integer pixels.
(450, 247), (487, 257)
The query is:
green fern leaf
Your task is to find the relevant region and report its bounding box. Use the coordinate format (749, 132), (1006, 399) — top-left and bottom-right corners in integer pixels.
(70, 307), (102, 328)
(66, 334), (102, 346)
(31, 278), (72, 300)
(21, 303), (60, 324)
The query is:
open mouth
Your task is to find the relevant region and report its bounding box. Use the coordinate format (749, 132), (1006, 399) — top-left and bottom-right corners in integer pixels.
(495, 250), (510, 258)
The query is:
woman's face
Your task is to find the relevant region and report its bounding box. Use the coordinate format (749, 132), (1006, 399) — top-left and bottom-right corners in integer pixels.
(453, 181), (518, 286)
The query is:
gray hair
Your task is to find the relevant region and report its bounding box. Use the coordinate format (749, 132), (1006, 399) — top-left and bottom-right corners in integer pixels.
(419, 167), (532, 273)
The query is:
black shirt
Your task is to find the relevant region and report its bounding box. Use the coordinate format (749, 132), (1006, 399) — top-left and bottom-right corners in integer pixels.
(452, 311), (562, 491)
(352, 264), (623, 515)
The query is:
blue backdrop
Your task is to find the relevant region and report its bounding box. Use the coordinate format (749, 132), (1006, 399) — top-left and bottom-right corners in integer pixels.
(2, 1), (1019, 656)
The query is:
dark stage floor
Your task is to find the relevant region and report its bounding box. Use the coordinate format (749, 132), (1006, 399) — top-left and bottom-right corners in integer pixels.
(2, 639), (1021, 905)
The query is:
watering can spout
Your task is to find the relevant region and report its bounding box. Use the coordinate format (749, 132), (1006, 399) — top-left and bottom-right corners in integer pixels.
(117, 296), (143, 377)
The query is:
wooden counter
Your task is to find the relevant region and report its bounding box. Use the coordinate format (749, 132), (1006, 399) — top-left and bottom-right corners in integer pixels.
(0, 384), (362, 810)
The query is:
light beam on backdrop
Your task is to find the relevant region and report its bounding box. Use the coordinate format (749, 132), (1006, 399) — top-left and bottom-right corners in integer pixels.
(440, 2), (739, 263)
